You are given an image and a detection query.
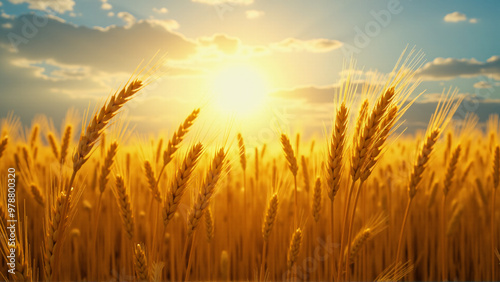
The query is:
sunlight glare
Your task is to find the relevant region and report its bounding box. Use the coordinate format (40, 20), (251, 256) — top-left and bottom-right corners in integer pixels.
(211, 64), (268, 117)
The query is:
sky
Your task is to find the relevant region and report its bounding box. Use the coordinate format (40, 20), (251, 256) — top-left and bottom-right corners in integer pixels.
(0, 0), (499, 145)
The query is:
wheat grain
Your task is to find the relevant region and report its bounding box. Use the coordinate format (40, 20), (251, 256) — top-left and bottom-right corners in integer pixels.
(30, 183), (45, 207)
(73, 79), (143, 173)
(443, 145), (461, 196)
(301, 155), (310, 192)
(205, 207), (214, 242)
(99, 142), (118, 193)
(114, 175), (134, 239)
(287, 228), (303, 269)
(0, 136), (8, 159)
(134, 244), (149, 281)
(187, 148), (226, 237)
(44, 191), (68, 280)
(326, 103), (348, 200)
(60, 125), (72, 164)
(262, 193), (278, 241)
(281, 134), (298, 177)
(144, 160), (161, 202)
(408, 129), (440, 199)
(163, 143), (203, 227)
(351, 88), (395, 182)
(163, 108), (200, 167)
(47, 133), (59, 160)
(237, 133), (247, 171)
(312, 177), (321, 222)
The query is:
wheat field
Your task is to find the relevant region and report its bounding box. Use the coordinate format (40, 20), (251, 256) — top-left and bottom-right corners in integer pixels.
(0, 54), (499, 282)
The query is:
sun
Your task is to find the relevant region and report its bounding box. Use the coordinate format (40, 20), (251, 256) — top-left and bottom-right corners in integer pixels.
(210, 64), (269, 116)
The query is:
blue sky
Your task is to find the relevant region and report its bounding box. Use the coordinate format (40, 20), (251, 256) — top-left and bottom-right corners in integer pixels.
(0, 0), (499, 140)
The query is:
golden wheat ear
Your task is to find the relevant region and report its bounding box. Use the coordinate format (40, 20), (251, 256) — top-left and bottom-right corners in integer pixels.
(187, 148), (226, 237)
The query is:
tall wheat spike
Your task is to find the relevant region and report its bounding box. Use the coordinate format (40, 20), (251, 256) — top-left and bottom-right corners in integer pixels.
(99, 142), (118, 193)
(114, 175), (135, 240)
(287, 228), (303, 269)
(262, 193), (279, 241)
(144, 160), (161, 202)
(73, 79), (144, 174)
(0, 136), (7, 159)
(312, 177), (321, 222)
(187, 148), (226, 237)
(43, 191), (69, 280)
(327, 103), (348, 200)
(163, 143), (203, 227)
(134, 244), (149, 281)
(60, 125), (72, 164)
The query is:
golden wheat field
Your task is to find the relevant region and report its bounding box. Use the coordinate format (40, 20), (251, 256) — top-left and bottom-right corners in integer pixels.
(0, 51), (499, 282)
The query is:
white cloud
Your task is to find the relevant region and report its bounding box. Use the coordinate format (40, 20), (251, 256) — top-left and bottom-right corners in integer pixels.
(107, 12), (114, 17)
(2, 23), (12, 29)
(444, 11), (477, 23)
(8, 0), (75, 13)
(102, 3), (112, 10)
(474, 81), (492, 89)
(191, 0), (253, 5)
(273, 38), (343, 53)
(0, 2), (3, 7)
(117, 12), (136, 27)
(416, 56), (500, 81)
(246, 10), (264, 19)
(153, 7), (168, 14)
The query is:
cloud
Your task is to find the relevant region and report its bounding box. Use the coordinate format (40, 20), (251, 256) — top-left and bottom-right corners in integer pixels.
(474, 81), (493, 89)
(273, 38), (343, 53)
(153, 7), (168, 14)
(416, 56), (500, 81)
(117, 12), (135, 27)
(246, 10), (264, 19)
(444, 11), (477, 24)
(101, 3), (112, 10)
(0, 14), (198, 73)
(107, 12), (114, 17)
(191, 0), (254, 5)
(8, 0), (75, 13)
(0, 2), (3, 7)
(444, 11), (467, 22)
(199, 33), (240, 54)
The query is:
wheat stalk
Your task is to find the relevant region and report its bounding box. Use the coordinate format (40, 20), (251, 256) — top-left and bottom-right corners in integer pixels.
(408, 129), (440, 199)
(281, 134), (298, 177)
(301, 155), (310, 192)
(163, 108), (200, 167)
(114, 175), (135, 240)
(237, 133), (247, 171)
(43, 191), (69, 280)
(30, 183), (45, 207)
(443, 145), (461, 196)
(99, 142), (118, 193)
(187, 148), (226, 237)
(47, 132), (59, 160)
(73, 79), (143, 174)
(326, 103), (348, 200)
(134, 244), (150, 281)
(0, 136), (8, 159)
(60, 125), (72, 164)
(312, 177), (321, 222)
(144, 160), (161, 202)
(262, 193), (279, 241)
(287, 228), (303, 269)
(163, 143), (203, 227)
(205, 207), (214, 242)
(351, 87), (395, 182)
